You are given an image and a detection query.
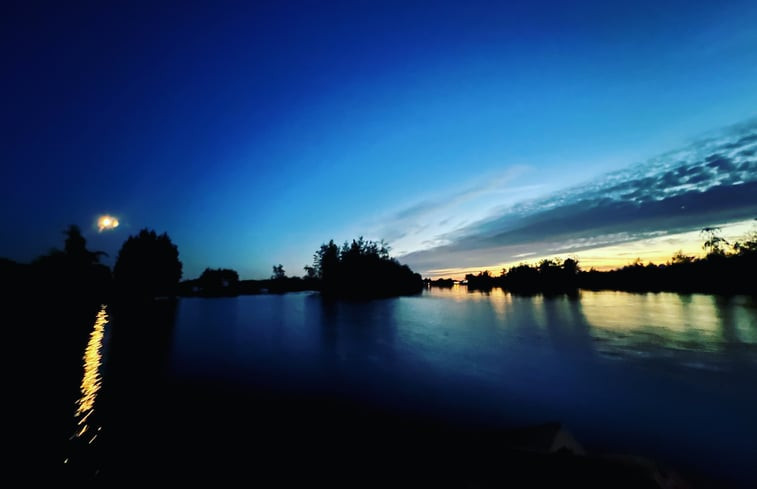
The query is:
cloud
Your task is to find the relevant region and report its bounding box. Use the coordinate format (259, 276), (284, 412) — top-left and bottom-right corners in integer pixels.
(370, 165), (537, 246)
(401, 119), (757, 274)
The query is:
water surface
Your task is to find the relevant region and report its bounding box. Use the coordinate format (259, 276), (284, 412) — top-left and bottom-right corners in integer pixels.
(77, 288), (757, 485)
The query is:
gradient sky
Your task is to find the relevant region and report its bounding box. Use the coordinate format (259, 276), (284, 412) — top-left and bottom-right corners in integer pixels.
(2, 1), (757, 279)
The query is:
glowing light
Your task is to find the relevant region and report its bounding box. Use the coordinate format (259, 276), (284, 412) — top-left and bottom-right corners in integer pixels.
(97, 215), (119, 232)
(74, 305), (108, 441)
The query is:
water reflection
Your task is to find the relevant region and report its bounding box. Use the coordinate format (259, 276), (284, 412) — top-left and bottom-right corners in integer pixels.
(148, 290), (757, 485)
(430, 286), (757, 367)
(73, 304), (108, 444)
(579, 291), (757, 363)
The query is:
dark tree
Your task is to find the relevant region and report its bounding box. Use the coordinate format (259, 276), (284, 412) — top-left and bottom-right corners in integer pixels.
(271, 264), (286, 280)
(669, 250), (695, 265)
(562, 258), (579, 277)
(57, 225), (106, 265)
(311, 237), (422, 298)
(701, 227), (729, 257)
(314, 240), (340, 290)
(733, 232), (757, 254)
(196, 268), (240, 296)
(426, 277), (455, 287)
(28, 224), (111, 303)
(303, 265), (317, 279)
(114, 229), (182, 299)
(465, 270), (496, 290)
(64, 224), (87, 257)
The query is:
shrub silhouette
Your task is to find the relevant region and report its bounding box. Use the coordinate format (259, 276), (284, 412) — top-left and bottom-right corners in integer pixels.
(114, 229), (182, 299)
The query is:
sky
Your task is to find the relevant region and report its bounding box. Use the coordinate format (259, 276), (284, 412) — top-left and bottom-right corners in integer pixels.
(2, 1), (756, 280)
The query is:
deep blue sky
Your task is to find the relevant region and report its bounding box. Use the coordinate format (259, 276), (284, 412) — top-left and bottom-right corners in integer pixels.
(2, 1), (756, 279)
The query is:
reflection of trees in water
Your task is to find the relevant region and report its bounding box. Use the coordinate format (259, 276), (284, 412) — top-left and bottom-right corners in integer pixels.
(573, 291), (757, 370)
(713, 296), (755, 366)
(673, 294), (731, 352)
(716, 296), (738, 345)
(540, 294), (593, 355)
(99, 300), (178, 433)
(106, 300), (178, 372)
(308, 296), (398, 382)
(676, 294), (699, 349)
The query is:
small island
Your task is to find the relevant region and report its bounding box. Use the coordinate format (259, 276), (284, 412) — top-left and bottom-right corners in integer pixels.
(309, 237), (424, 298)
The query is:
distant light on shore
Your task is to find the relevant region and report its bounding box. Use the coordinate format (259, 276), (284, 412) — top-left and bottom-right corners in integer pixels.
(97, 215), (119, 232)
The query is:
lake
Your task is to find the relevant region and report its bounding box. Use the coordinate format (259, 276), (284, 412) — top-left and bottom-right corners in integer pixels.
(66, 287), (757, 486)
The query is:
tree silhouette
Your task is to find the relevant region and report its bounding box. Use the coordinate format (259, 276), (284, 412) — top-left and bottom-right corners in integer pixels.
(63, 225), (106, 266)
(732, 230), (757, 255)
(669, 250), (695, 265)
(271, 264), (286, 280)
(303, 265), (317, 279)
(460, 226), (757, 295)
(196, 268), (239, 296)
(311, 237), (422, 298)
(114, 229), (182, 299)
(701, 227), (729, 256)
(28, 224), (112, 302)
(313, 240), (340, 290)
(562, 258), (579, 277)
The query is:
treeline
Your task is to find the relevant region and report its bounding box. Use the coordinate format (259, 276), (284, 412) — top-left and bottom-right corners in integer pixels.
(580, 243), (757, 294)
(425, 278), (455, 288)
(178, 236), (425, 299)
(2, 225), (112, 309)
(1, 226), (183, 307)
(460, 229), (757, 295)
(178, 266), (319, 297)
(1, 224), (425, 304)
(464, 258), (580, 294)
(1, 225), (185, 390)
(10, 223), (753, 304)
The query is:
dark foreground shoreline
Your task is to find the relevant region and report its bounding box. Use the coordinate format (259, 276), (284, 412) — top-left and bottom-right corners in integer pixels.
(57, 374), (732, 488)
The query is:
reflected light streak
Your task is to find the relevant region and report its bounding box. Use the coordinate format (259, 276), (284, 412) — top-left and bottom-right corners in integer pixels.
(74, 305), (108, 443)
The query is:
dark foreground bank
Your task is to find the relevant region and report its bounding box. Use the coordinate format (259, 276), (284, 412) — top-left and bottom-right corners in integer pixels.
(81, 382), (692, 488)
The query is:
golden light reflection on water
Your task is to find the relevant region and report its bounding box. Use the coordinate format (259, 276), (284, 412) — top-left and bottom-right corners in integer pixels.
(426, 286), (757, 358)
(427, 283), (508, 302)
(74, 305), (108, 444)
(579, 291), (723, 352)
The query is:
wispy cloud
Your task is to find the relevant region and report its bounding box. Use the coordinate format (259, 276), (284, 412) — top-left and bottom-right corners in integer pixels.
(400, 119), (757, 274)
(370, 165), (540, 250)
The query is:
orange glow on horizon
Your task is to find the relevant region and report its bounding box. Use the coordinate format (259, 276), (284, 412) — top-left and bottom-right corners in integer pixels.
(422, 220), (757, 280)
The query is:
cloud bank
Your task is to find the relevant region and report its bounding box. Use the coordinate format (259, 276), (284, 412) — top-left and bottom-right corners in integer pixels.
(399, 119), (757, 274)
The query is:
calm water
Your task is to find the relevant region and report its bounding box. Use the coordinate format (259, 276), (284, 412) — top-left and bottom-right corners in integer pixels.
(73, 287), (757, 485)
